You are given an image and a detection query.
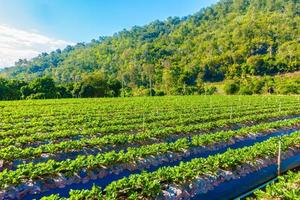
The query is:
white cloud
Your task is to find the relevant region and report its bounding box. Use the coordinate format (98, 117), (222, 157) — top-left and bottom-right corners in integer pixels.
(0, 24), (72, 68)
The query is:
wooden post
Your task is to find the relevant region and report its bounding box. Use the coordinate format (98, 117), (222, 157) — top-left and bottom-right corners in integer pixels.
(277, 139), (282, 176)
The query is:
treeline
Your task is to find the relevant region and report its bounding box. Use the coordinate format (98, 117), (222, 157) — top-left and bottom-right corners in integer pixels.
(1, 72), (299, 100)
(0, 71), (218, 100)
(224, 75), (300, 95)
(1, 0), (299, 94)
(0, 72), (122, 100)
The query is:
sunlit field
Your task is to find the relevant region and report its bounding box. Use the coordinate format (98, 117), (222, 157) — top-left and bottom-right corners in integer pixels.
(0, 95), (300, 199)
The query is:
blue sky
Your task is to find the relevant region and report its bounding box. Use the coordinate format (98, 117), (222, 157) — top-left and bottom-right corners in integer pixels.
(0, 0), (219, 67)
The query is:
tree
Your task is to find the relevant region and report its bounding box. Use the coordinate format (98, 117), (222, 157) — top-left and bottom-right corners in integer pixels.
(2, 0), (299, 94)
(21, 77), (59, 99)
(246, 55), (266, 75)
(142, 63), (155, 96)
(77, 71), (122, 98)
(224, 80), (240, 95)
(0, 78), (9, 100)
(79, 71), (107, 98)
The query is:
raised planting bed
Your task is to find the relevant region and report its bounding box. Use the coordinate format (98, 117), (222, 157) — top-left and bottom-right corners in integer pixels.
(35, 131), (300, 200)
(14, 127), (300, 200)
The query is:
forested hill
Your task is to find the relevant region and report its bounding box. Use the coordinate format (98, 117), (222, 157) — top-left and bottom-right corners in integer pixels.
(2, 0), (300, 91)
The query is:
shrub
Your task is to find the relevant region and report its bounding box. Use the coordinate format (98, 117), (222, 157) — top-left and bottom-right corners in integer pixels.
(224, 81), (240, 94)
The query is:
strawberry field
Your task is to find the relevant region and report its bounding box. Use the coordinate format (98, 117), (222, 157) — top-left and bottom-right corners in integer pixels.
(0, 96), (300, 200)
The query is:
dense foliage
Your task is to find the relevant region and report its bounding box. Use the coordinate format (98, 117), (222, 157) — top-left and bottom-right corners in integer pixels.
(1, 73), (299, 100)
(1, 0), (299, 96)
(224, 75), (300, 95)
(0, 73), (122, 100)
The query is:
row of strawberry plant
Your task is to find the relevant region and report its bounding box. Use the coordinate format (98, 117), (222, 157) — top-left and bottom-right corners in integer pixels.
(252, 170), (300, 199)
(39, 131), (300, 200)
(1, 102), (295, 141)
(1, 96), (296, 123)
(2, 96), (292, 133)
(1, 107), (298, 149)
(1, 116), (300, 163)
(1, 117), (299, 191)
(0, 96), (239, 119)
(2, 100), (286, 139)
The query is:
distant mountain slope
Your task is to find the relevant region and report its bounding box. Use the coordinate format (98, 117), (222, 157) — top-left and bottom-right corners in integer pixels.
(2, 0), (299, 92)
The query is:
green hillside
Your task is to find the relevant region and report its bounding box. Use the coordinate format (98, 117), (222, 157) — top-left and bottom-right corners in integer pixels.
(1, 0), (300, 96)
